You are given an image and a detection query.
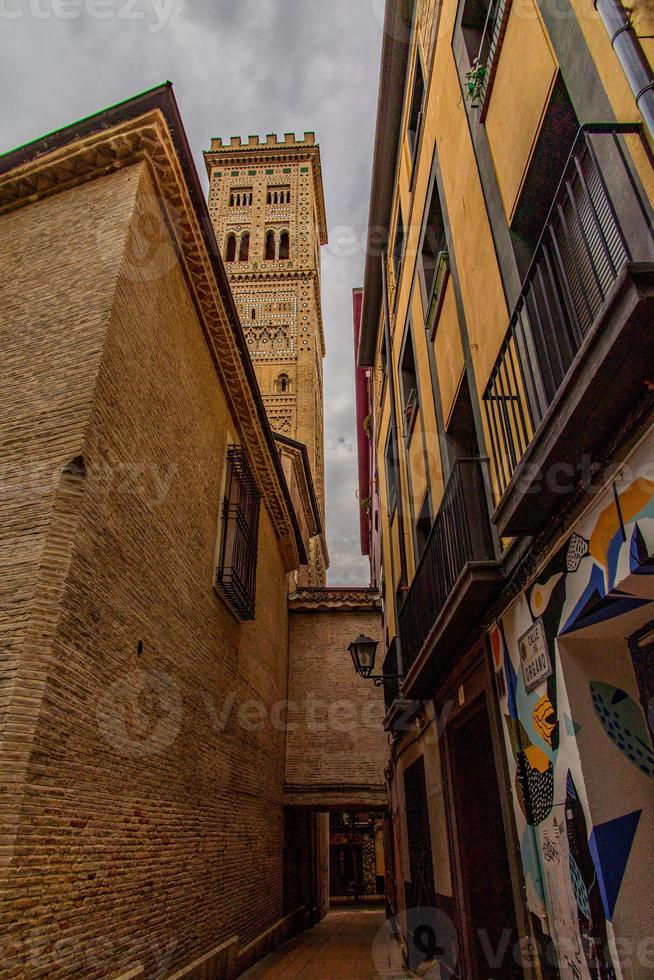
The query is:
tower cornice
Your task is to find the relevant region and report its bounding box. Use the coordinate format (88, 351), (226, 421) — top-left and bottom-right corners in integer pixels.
(204, 134), (328, 246)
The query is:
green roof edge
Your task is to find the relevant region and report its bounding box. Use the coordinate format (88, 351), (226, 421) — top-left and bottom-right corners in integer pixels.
(0, 81), (173, 162)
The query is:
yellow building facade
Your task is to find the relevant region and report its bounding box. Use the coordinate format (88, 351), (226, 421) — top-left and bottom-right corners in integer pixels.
(358, 0), (654, 976)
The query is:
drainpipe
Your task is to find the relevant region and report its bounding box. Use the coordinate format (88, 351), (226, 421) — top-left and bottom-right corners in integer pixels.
(594, 0), (654, 140)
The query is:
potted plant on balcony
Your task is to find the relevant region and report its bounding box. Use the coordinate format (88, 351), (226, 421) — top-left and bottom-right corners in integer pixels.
(465, 57), (488, 108)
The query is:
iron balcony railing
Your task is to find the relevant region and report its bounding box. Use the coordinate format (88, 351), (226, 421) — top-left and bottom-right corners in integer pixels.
(482, 124), (653, 502)
(474, 0), (511, 113)
(382, 637), (401, 715)
(398, 458), (495, 676)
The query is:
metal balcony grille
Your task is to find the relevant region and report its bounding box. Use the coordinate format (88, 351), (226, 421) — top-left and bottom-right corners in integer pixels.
(399, 459), (495, 676)
(483, 126), (639, 501)
(477, 0), (511, 114)
(215, 446), (261, 621)
(382, 638), (401, 715)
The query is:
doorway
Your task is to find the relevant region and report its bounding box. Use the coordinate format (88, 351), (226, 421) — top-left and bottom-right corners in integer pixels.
(329, 811), (386, 906)
(447, 696), (522, 978)
(403, 756), (437, 912)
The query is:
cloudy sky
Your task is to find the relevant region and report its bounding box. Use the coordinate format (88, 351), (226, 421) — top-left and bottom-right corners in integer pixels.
(0, 0), (385, 584)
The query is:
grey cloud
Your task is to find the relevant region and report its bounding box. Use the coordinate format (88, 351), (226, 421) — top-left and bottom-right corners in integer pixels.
(0, 0), (382, 584)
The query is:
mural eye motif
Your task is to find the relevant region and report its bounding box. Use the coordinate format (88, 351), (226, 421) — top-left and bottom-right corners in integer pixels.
(529, 573), (564, 618)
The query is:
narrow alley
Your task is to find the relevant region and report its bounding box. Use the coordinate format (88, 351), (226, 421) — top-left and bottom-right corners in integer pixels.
(241, 910), (411, 980)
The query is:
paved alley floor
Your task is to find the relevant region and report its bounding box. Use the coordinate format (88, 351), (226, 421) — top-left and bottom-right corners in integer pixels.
(241, 909), (414, 979)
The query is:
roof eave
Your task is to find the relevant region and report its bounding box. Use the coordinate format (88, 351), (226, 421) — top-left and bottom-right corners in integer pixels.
(358, 0), (415, 367)
(0, 84), (308, 569)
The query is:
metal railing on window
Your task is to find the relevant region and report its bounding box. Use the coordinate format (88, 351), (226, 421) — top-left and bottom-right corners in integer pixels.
(215, 446), (261, 621)
(466, 0), (511, 112)
(425, 251), (450, 339)
(398, 458), (495, 675)
(482, 125), (649, 502)
(382, 637), (401, 715)
(403, 388), (419, 441)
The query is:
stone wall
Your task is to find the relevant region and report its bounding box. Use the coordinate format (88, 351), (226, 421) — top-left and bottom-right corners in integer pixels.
(285, 595), (388, 810)
(0, 161), (294, 977)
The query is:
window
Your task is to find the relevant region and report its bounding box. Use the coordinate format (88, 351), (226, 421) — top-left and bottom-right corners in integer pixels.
(415, 494), (432, 561)
(446, 376), (481, 466)
(268, 186), (291, 205)
(392, 205), (405, 285)
(510, 75), (580, 278)
(276, 374), (291, 394)
(265, 230), (276, 261)
(421, 179), (447, 300)
(461, 0), (495, 66)
(385, 429), (400, 517)
(239, 233), (250, 263)
(225, 234), (237, 263)
(400, 329), (419, 439)
(230, 187), (253, 207)
(251, 308), (256, 321)
(279, 231), (290, 261)
(215, 446), (261, 621)
(407, 56), (425, 171)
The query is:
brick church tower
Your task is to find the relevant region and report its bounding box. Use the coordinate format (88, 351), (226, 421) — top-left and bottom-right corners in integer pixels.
(204, 133), (329, 586)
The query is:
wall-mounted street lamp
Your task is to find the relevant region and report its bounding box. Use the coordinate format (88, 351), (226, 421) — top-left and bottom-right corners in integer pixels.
(348, 634), (404, 688)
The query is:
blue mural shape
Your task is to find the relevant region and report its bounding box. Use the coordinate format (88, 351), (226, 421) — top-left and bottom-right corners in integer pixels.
(590, 682), (654, 779)
(589, 811), (642, 921)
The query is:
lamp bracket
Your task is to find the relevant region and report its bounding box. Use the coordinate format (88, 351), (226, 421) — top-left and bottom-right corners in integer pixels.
(369, 673), (404, 687)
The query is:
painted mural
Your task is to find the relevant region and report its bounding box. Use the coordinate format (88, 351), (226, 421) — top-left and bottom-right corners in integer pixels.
(491, 435), (654, 979)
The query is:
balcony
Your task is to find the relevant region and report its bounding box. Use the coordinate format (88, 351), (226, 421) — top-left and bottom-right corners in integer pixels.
(382, 638), (420, 733)
(483, 125), (654, 537)
(382, 637), (401, 713)
(398, 459), (502, 698)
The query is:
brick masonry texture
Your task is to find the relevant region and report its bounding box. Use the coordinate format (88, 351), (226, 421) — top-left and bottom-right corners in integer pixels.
(0, 162), (294, 977)
(286, 609), (387, 802)
(205, 141), (329, 586)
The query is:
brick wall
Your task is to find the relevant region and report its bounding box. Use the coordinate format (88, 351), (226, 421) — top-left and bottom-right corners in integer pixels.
(286, 606), (388, 808)
(0, 162), (293, 977)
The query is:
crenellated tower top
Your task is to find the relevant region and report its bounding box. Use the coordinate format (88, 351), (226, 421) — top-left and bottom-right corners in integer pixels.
(204, 131), (330, 587)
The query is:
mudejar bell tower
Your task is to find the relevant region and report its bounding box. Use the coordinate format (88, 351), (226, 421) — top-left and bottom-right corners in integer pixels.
(204, 132), (329, 586)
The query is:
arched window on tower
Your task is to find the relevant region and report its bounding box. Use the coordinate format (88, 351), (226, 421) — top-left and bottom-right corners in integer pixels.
(276, 374), (291, 394)
(239, 233), (250, 262)
(279, 231), (290, 261)
(251, 308), (256, 320)
(225, 234), (237, 263)
(265, 230), (276, 261)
